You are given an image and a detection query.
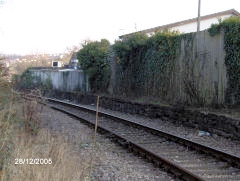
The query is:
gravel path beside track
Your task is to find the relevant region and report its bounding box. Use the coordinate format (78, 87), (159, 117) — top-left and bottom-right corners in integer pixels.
(39, 106), (175, 181)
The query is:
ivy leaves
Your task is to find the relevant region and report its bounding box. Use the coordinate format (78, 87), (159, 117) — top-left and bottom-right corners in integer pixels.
(113, 31), (180, 71)
(209, 16), (240, 104)
(112, 30), (182, 96)
(113, 33), (148, 70)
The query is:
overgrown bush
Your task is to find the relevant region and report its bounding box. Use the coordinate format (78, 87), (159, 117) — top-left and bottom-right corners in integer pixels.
(15, 68), (52, 93)
(16, 68), (39, 90)
(113, 33), (148, 71)
(77, 39), (110, 92)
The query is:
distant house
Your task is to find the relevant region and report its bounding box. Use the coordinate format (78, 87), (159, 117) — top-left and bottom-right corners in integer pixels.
(68, 52), (80, 70)
(119, 9), (240, 39)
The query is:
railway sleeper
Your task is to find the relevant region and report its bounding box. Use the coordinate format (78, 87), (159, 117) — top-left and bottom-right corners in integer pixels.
(27, 96), (240, 181)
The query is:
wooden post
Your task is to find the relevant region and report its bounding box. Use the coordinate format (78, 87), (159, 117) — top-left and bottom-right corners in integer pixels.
(89, 95), (100, 180)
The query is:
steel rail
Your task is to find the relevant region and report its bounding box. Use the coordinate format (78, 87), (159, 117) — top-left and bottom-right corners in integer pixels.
(46, 97), (240, 169)
(49, 102), (205, 181)
(21, 94), (240, 180)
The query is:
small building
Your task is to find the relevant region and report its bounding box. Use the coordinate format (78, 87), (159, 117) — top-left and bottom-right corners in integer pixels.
(119, 9), (240, 39)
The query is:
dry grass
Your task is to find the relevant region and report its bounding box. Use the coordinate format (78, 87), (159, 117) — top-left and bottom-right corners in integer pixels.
(0, 78), (95, 180)
(0, 129), (91, 181)
(0, 79), (16, 172)
(21, 97), (41, 135)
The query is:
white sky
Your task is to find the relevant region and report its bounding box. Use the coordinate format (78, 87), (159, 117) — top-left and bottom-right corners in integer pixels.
(0, 0), (239, 55)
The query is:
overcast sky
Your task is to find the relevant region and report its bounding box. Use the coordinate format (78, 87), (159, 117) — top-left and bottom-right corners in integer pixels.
(0, 0), (239, 55)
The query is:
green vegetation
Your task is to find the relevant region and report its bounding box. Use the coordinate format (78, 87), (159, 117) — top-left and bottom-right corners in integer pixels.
(12, 18), (239, 106)
(0, 65), (93, 181)
(113, 33), (148, 71)
(16, 68), (52, 93)
(77, 39), (110, 92)
(0, 65), (43, 171)
(208, 17), (240, 104)
(113, 31), (182, 98)
(16, 68), (38, 89)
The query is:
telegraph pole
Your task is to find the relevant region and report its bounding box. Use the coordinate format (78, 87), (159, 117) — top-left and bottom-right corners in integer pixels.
(196, 0), (201, 57)
(197, 0), (201, 32)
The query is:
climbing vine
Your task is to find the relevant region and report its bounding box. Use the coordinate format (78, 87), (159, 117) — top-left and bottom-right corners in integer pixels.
(208, 17), (240, 104)
(113, 33), (148, 71)
(113, 30), (182, 98)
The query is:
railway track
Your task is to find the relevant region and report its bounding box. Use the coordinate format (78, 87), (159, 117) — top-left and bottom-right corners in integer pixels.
(23, 95), (240, 181)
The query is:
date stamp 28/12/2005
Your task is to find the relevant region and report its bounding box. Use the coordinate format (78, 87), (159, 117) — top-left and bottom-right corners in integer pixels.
(15, 158), (52, 165)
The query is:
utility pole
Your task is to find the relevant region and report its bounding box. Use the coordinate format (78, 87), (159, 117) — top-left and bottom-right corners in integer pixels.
(197, 0), (201, 32)
(196, 0), (201, 57)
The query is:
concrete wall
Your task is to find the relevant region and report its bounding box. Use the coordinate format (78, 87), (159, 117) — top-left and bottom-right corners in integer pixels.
(31, 69), (89, 92)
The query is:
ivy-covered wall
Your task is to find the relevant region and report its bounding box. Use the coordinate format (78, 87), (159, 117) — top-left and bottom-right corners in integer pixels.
(208, 17), (240, 104)
(112, 29), (228, 106)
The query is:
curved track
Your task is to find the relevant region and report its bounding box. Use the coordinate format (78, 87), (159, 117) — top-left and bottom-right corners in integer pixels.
(23, 95), (240, 181)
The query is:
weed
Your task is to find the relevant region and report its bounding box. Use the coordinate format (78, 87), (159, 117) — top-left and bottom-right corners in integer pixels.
(1, 129), (90, 181)
(0, 79), (16, 172)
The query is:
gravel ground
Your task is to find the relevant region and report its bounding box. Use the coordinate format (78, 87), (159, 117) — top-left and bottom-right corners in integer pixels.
(75, 102), (240, 157)
(39, 105), (175, 181)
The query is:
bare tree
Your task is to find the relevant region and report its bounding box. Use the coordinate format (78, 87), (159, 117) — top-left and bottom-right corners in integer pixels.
(61, 45), (82, 65)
